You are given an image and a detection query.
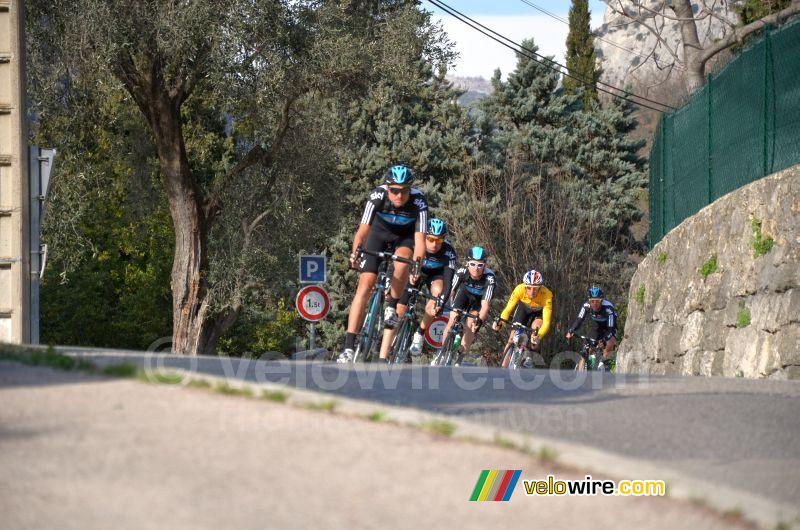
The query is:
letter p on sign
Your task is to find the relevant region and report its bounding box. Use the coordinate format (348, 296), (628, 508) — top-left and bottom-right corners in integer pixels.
(299, 255), (326, 283)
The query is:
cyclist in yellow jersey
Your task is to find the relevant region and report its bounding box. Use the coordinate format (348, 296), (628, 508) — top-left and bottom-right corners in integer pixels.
(492, 270), (552, 368)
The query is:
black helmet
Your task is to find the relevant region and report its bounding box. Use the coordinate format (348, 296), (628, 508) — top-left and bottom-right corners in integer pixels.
(383, 164), (415, 185)
(467, 246), (488, 261)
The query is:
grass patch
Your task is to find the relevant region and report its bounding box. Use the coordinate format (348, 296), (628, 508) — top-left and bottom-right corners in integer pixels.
(214, 383), (254, 397)
(722, 507), (743, 520)
(262, 389), (289, 403)
(186, 378), (212, 389)
(736, 301), (751, 328)
(689, 495), (708, 507)
(137, 370), (184, 385)
(365, 410), (386, 422)
(0, 344), (95, 372)
(493, 434), (516, 450)
(699, 255), (717, 279)
(537, 445), (558, 462)
(635, 285), (645, 304)
(750, 217), (774, 258)
(301, 400), (337, 412)
(657, 251), (668, 266)
(101, 363), (138, 378)
(419, 420), (456, 437)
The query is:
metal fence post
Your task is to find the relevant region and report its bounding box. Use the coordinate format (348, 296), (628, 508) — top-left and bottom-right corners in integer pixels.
(763, 25), (771, 176)
(707, 76), (713, 204)
(660, 116), (667, 239)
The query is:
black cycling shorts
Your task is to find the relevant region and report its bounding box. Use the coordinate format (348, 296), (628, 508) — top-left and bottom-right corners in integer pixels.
(398, 273), (444, 306)
(451, 286), (482, 313)
(588, 326), (617, 343)
(358, 223), (415, 274)
(511, 303), (543, 328)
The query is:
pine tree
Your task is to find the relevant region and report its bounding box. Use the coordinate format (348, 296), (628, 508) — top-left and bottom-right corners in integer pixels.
(316, 62), (478, 350)
(564, 0), (599, 109)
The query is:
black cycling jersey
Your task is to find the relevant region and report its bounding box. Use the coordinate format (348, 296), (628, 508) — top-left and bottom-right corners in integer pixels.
(421, 240), (457, 294)
(568, 299), (618, 339)
(360, 185), (428, 235)
(399, 240), (458, 306)
(449, 266), (496, 305)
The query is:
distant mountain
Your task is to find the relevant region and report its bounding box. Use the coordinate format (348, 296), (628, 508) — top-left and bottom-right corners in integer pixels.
(447, 76), (492, 108)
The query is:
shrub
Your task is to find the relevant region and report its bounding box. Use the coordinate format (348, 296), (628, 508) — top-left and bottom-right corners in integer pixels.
(736, 301), (751, 328)
(699, 255), (717, 278)
(657, 251), (668, 266)
(635, 285), (645, 304)
(750, 217), (774, 258)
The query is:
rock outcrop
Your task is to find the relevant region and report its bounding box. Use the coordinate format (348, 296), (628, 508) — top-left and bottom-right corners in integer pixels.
(618, 164), (800, 379)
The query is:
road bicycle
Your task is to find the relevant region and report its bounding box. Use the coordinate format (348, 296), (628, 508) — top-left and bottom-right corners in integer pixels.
(430, 306), (480, 367)
(387, 286), (441, 365)
(572, 334), (607, 371)
(494, 318), (539, 370)
(350, 248), (416, 363)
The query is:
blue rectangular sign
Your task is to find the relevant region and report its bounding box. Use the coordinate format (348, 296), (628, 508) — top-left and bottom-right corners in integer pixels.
(299, 255), (326, 283)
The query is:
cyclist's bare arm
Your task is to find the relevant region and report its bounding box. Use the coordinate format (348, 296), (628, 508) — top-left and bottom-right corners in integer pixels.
(350, 224), (371, 267)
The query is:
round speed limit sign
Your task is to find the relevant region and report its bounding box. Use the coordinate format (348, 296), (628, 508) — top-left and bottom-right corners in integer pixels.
(424, 315), (449, 348)
(296, 285), (330, 322)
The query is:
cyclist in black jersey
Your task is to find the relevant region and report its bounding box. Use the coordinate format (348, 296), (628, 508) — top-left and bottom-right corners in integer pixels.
(338, 165), (428, 363)
(439, 246), (495, 365)
(566, 286), (618, 370)
(377, 218), (457, 360)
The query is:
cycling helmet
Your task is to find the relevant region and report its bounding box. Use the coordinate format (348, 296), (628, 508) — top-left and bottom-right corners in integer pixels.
(467, 246), (488, 261)
(523, 270), (543, 286)
(427, 218), (447, 237)
(383, 164), (415, 185)
(588, 286), (604, 299)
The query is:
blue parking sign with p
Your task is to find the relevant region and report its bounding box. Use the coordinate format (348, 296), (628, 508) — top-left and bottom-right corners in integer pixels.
(299, 255), (326, 283)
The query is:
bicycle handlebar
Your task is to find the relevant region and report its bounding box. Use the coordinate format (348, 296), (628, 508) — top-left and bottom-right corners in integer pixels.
(494, 317), (539, 335)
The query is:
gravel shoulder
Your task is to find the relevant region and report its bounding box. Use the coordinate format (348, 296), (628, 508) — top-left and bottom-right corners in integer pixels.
(0, 361), (752, 530)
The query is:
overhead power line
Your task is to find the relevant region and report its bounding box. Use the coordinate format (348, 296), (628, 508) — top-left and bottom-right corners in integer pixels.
(428, 0), (675, 112)
(516, 0), (684, 71)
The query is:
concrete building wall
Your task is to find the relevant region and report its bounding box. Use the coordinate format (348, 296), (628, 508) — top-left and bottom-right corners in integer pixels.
(0, 0), (30, 343)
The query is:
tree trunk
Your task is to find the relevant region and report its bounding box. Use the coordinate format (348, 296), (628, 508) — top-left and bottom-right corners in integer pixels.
(149, 91), (212, 355)
(670, 0), (705, 91)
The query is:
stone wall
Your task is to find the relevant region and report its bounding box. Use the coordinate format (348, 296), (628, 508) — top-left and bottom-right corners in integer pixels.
(618, 165), (800, 379)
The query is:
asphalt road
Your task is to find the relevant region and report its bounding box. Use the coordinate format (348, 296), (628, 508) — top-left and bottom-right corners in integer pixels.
(1, 361), (751, 530)
(62, 348), (800, 510)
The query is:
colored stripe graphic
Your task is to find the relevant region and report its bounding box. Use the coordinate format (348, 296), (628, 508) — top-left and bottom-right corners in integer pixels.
(477, 470), (498, 501)
(501, 470), (522, 501)
(470, 470), (522, 501)
(470, 470), (490, 501)
(486, 471), (504, 500)
(493, 470), (515, 501)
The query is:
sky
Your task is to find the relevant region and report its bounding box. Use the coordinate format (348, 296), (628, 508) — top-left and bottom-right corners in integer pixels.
(425, 0), (607, 79)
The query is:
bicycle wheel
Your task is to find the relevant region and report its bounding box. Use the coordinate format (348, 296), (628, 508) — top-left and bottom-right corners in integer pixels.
(354, 292), (382, 363)
(389, 316), (411, 364)
(434, 332), (455, 366)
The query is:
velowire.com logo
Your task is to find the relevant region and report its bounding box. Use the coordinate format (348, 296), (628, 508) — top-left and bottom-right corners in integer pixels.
(469, 470), (522, 501)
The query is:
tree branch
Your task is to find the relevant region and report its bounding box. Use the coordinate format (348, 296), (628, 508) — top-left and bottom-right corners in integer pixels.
(698, 1), (800, 66)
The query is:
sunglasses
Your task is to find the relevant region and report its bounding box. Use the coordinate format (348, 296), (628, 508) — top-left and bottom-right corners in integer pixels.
(387, 186), (410, 195)
(426, 236), (443, 243)
(467, 261), (485, 269)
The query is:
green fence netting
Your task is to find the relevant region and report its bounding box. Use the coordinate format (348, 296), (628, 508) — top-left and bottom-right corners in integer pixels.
(648, 20), (800, 246)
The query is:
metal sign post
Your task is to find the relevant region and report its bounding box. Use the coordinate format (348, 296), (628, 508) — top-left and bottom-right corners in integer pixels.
(296, 285), (330, 350)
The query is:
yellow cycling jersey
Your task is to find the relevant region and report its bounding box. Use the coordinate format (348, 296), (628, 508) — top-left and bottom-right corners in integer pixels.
(500, 284), (553, 338)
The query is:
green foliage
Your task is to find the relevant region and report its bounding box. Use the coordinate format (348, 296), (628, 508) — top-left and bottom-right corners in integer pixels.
(217, 299), (301, 357)
(657, 251), (668, 266)
(700, 255), (718, 278)
(102, 363), (138, 378)
(736, 300), (751, 328)
(564, 0), (599, 108)
(635, 285), (646, 304)
(750, 217), (775, 258)
(537, 445), (558, 462)
(0, 344), (94, 372)
(419, 420), (456, 437)
(366, 411), (386, 422)
(262, 390), (289, 403)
